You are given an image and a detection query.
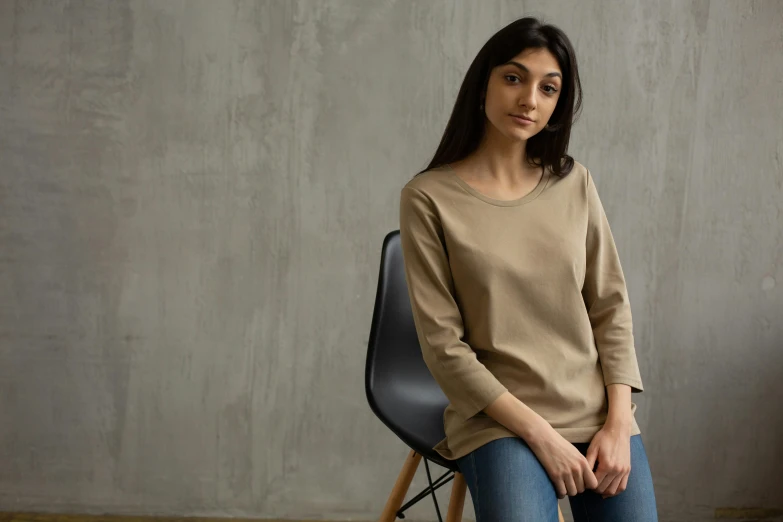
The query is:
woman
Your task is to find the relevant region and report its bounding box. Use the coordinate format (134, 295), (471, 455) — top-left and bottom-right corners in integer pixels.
(398, 17), (658, 522)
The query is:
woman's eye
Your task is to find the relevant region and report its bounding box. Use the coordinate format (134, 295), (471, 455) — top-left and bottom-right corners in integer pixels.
(543, 85), (559, 94)
(505, 75), (520, 83)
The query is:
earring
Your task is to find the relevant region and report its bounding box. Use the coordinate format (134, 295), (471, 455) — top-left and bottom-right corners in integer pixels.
(479, 100), (485, 111)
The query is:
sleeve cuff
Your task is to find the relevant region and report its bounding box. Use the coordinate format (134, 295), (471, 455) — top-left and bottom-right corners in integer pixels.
(604, 377), (644, 393)
(453, 382), (509, 420)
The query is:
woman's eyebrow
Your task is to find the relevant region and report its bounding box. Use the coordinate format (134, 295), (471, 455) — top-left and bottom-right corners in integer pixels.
(505, 61), (562, 79)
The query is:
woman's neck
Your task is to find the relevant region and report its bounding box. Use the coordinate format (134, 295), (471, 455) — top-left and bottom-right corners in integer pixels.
(466, 127), (539, 184)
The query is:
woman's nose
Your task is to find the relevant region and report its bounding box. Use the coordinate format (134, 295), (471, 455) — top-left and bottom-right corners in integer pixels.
(518, 84), (537, 109)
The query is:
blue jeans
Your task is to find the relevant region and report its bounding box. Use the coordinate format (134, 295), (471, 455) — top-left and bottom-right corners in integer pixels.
(456, 435), (658, 522)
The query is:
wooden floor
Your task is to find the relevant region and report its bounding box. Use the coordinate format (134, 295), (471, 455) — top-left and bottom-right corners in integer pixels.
(0, 511), (479, 522)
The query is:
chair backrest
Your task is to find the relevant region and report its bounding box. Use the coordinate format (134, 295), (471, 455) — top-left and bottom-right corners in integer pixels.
(365, 230), (452, 468)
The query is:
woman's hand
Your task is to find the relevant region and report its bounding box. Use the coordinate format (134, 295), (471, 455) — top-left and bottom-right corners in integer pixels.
(585, 422), (632, 499)
(527, 426), (599, 499)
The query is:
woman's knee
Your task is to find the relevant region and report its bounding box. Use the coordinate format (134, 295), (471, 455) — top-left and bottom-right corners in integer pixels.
(457, 437), (560, 522)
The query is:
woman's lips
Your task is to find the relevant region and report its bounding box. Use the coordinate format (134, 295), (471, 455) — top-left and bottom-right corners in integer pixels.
(511, 115), (535, 125)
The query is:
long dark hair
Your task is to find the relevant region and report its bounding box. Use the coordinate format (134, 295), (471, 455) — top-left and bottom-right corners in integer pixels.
(417, 17), (582, 177)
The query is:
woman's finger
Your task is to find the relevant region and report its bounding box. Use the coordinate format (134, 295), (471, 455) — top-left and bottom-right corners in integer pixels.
(585, 442), (599, 471)
(582, 462), (599, 490)
(619, 472), (630, 494)
(592, 467), (608, 491)
(565, 475), (578, 497)
(594, 469), (614, 494)
(574, 468), (585, 493)
(602, 473), (624, 499)
(554, 480), (567, 500)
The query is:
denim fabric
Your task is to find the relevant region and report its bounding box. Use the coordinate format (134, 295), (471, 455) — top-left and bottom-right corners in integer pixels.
(456, 434), (658, 522)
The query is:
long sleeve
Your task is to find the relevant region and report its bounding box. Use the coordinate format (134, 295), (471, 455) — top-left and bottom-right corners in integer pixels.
(399, 186), (509, 419)
(582, 171), (644, 392)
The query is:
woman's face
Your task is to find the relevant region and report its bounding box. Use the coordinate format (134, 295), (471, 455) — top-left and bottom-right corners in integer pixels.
(483, 48), (563, 142)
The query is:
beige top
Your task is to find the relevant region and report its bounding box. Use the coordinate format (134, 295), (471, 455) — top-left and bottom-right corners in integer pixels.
(398, 161), (643, 461)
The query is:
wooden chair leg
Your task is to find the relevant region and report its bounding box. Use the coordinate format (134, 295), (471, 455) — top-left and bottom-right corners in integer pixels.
(445, 471), (467, 522)
(378, 450), (422, 522)
(558, 503), (565, 522)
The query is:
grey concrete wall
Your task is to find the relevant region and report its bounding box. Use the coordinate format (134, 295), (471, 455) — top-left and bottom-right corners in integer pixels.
(1, 1), (781, 521)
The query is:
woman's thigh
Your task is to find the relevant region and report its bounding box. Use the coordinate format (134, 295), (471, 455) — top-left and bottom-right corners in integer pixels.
(456, 437), (560, 522)
(568, 435), (658, 522)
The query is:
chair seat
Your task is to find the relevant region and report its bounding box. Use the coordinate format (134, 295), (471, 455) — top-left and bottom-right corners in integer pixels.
(422, 447), (460, 472)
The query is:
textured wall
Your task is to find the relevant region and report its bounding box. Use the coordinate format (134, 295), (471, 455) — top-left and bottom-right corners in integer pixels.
(1, 1), (782, 521)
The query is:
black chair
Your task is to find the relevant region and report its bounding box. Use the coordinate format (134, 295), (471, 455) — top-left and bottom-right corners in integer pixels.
(365, 230), (467, 522)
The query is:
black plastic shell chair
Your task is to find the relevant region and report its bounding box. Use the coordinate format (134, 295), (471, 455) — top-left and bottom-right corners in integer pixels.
(366, 230), (466, 522)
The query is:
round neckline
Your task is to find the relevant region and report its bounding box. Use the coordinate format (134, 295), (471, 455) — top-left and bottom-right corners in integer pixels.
(444, 163), (551, 207)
